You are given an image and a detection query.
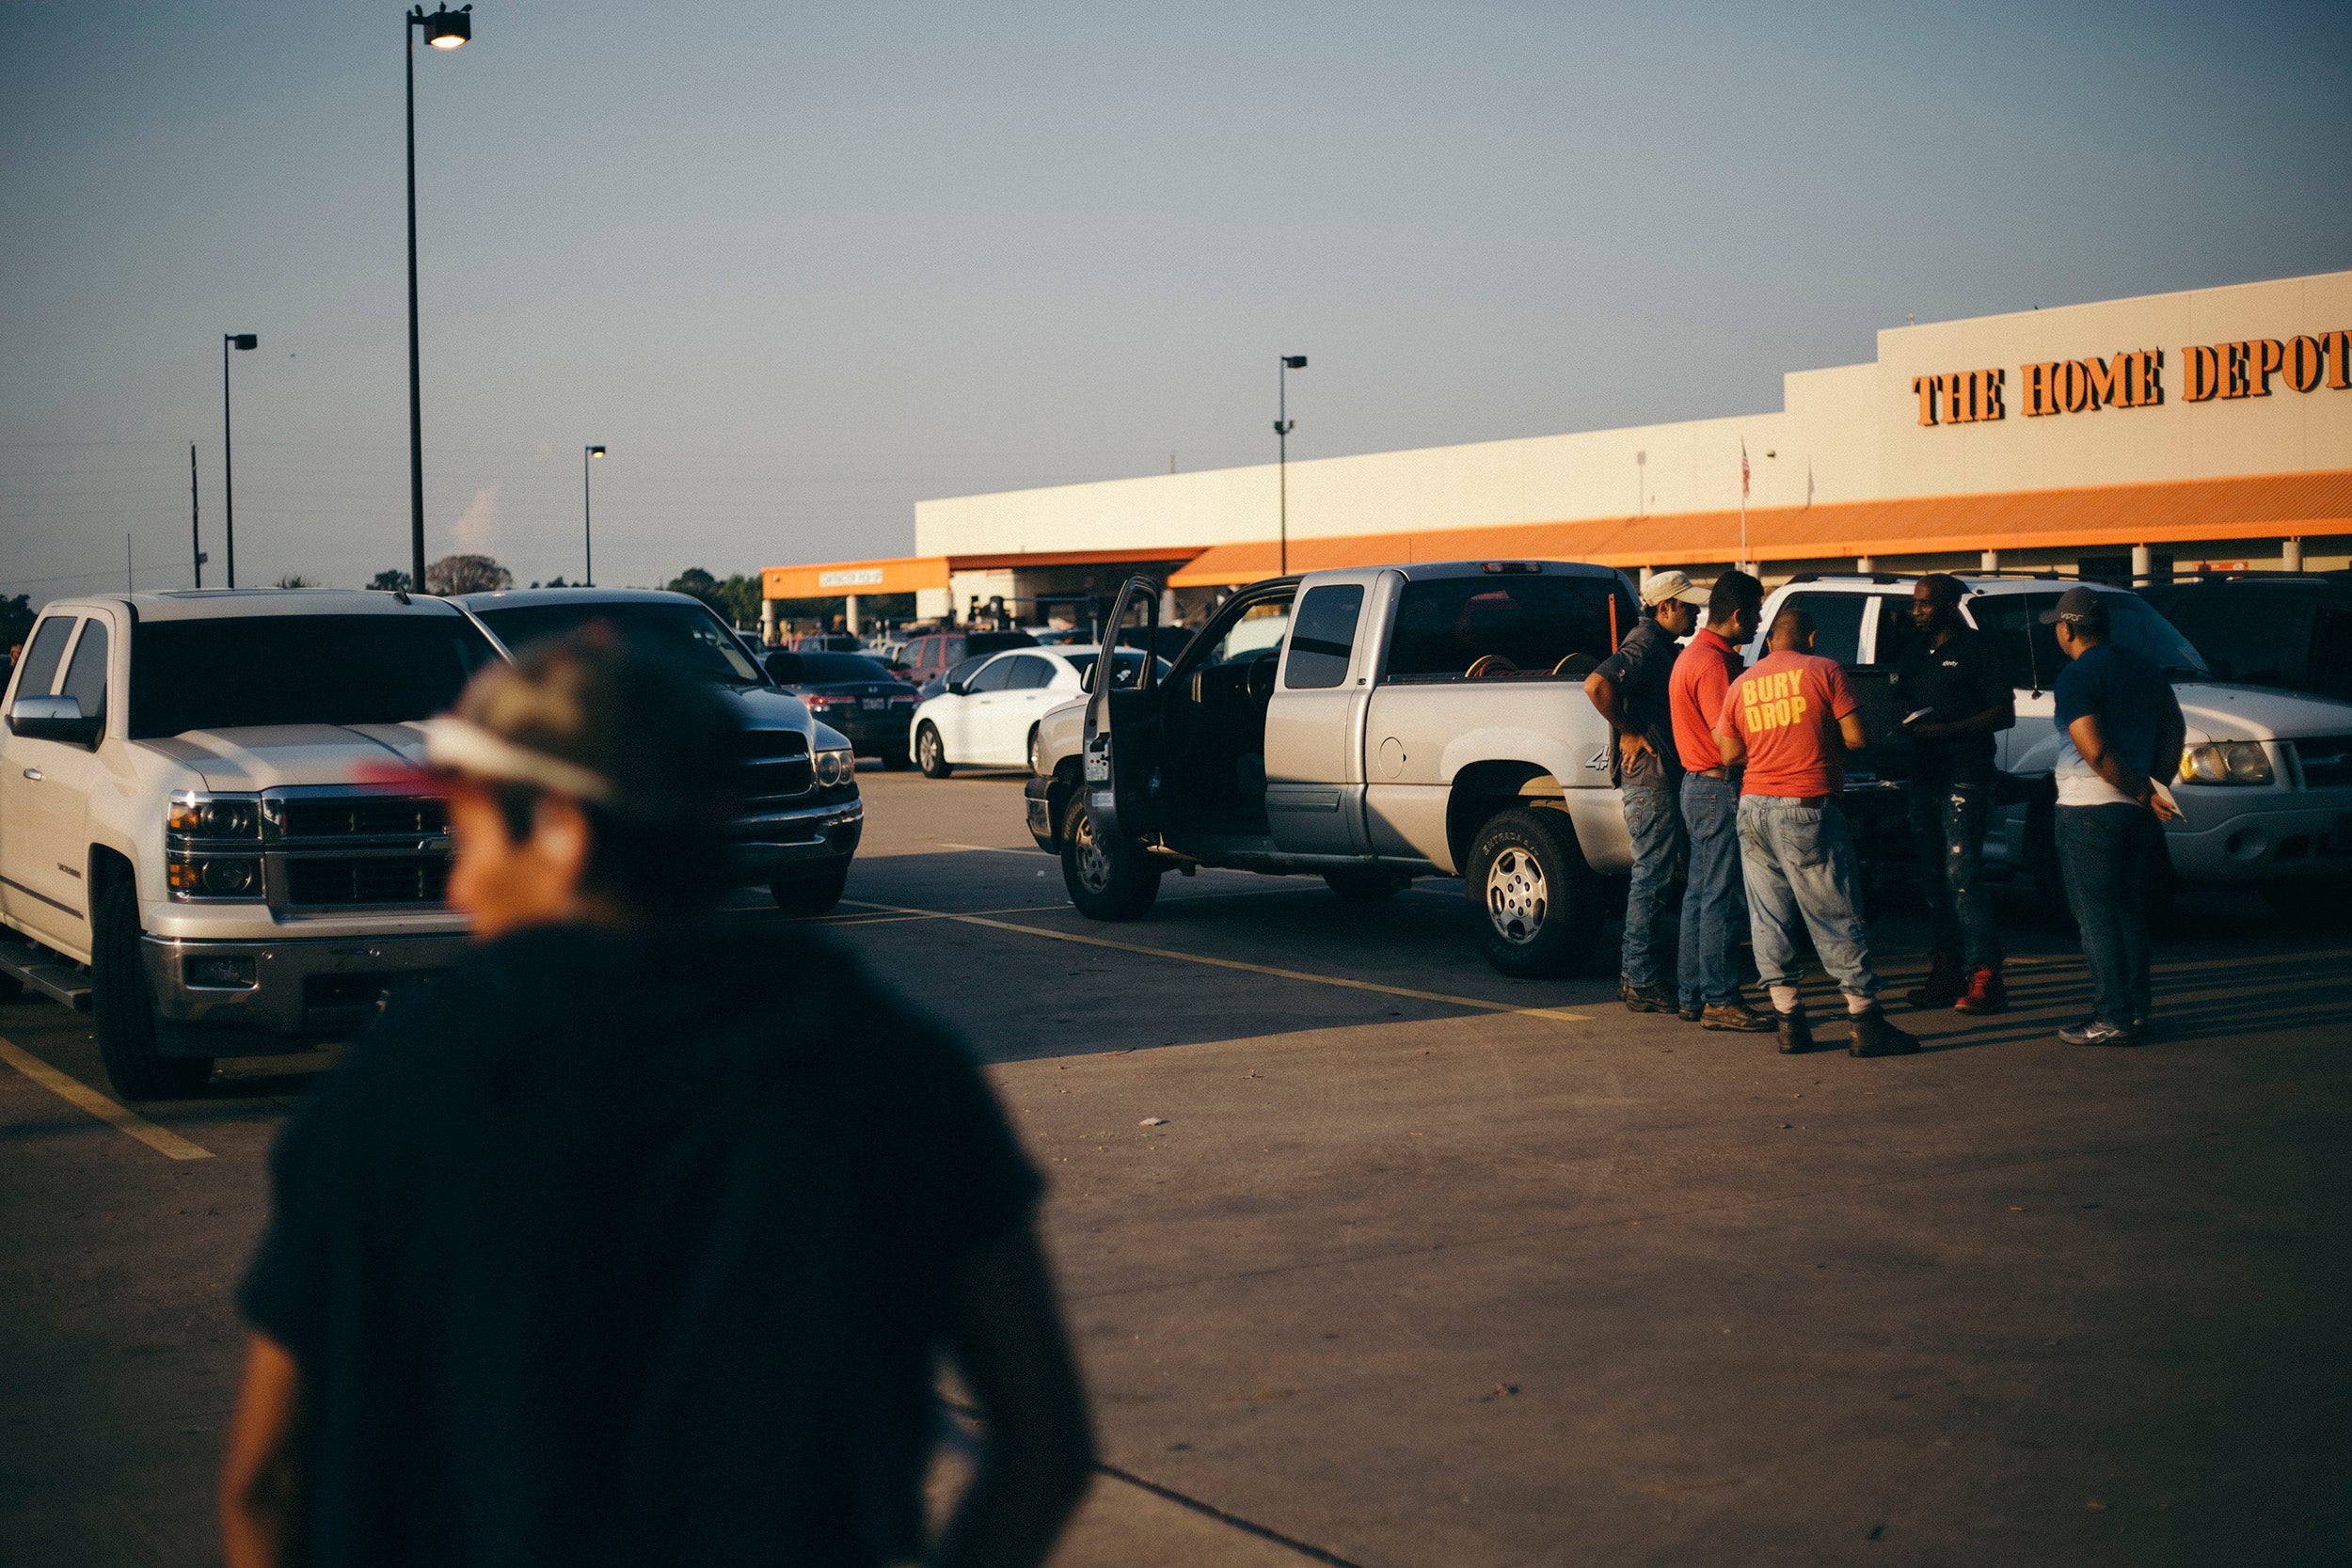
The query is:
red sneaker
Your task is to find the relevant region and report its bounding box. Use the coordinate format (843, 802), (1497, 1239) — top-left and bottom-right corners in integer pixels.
(1904, 951), (1963, 1009)
(1954, 963), (2008, 1015)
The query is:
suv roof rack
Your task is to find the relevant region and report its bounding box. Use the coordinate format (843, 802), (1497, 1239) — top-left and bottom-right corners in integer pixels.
(1784, 572), (1906, 586)
(1958, 568), (2074, 580)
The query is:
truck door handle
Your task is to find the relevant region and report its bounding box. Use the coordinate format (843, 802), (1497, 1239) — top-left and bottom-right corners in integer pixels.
(21, 768), (40, 781)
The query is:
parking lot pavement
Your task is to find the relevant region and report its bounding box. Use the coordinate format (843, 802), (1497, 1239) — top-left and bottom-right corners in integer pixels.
(3, 762), (2348, 1566)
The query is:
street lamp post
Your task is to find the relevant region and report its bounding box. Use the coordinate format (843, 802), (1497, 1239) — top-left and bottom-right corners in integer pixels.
(405, 3), (471, 593)
(1275, 355), (1306, 575)
(221, 333), (258, 588)
(583, 446), (605, 585)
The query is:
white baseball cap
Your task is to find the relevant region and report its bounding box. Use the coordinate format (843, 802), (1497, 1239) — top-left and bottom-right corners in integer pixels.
(1640, 569), (1708, 608)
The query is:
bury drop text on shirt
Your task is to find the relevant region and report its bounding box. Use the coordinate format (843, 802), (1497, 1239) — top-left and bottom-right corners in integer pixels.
(1718, 649), (1862, 799)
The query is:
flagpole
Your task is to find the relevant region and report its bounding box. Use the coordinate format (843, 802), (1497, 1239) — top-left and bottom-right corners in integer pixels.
(1739, 438), (1750, 574)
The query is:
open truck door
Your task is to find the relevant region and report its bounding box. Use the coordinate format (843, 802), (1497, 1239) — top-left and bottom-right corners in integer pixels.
(1065, 577), (1168, 919)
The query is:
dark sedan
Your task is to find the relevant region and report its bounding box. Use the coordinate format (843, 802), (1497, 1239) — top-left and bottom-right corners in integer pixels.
(764, 650), (921, 768)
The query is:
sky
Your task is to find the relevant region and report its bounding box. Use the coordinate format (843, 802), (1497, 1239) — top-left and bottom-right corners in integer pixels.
(3, 0), (2347, 606)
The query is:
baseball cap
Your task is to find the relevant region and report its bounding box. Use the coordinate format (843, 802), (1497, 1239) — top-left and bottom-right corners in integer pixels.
(2037, 586), (2111, 627)
(1640, 570), (1709, 609)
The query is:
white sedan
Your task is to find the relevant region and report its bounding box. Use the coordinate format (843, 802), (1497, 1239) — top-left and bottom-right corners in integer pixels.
(910, 644), (1159, 777)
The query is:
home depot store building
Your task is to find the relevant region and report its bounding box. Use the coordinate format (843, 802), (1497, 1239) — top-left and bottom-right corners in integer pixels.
(763, 269), (2352, 638)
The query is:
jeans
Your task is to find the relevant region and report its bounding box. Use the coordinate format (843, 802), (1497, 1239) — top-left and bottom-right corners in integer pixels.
(1677, 773), (1743, 1007)
(1909, 779), (2001, 970)
(1619, 782), (1684, 989)
(1738, 795), (1880, 1003)
(2057, 802), (2157, 1028)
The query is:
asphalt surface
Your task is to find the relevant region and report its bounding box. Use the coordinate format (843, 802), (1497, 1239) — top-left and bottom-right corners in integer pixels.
(2, 765), (2347, 1566)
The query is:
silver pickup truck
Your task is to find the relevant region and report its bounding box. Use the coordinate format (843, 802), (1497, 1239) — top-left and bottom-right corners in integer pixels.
(1025, 561), (1639, 977)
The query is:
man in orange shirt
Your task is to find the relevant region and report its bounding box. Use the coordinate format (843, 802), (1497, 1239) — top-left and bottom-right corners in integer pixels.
(1666, 570), (1772, 1030)
(1715, 608), (1920, 1058)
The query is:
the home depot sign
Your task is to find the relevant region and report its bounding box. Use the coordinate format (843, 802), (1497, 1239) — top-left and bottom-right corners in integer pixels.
(1913, 330), (2350, 425)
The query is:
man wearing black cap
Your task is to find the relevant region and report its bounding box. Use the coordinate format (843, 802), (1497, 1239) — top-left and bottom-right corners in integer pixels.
(2043, 586), (2185, 1048)
(221, 632), (1092, 1568)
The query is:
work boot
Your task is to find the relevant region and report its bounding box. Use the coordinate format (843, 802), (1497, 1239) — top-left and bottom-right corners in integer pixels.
(1848, 1006), (1922, 1058)
(1677, 1002), (1704, 1022)
(1702, 1001), (1777, 1033)
(1620, 976), (1672, 1014)
(1953, 963), (2008, 1015)
(1774, 1007), (1814, 1054)
(1904, 951), (1963, 1009)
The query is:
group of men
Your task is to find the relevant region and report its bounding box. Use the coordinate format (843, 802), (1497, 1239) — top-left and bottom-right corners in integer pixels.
(1588, 570), (2184, 1055)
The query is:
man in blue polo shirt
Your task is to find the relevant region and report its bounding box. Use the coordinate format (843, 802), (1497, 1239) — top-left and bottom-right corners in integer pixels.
(2045, 587), (2185, 1048)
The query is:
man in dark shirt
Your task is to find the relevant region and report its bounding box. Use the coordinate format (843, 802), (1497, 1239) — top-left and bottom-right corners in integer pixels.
(1586, 570), (1708, 1012)
(2045, 587), (2185, 1047)
(221, 633), (1092, 1568)
(1893, 575), (2016, 1014)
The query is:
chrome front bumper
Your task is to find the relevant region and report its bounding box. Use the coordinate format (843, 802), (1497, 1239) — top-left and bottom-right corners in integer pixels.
(139, 929), (470, 1047)
(730, 796), (863, 884)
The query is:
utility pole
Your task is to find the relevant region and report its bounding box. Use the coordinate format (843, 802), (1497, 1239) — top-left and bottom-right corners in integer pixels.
(189, 442), (203, 587)
(1275, 355), (1306, 574)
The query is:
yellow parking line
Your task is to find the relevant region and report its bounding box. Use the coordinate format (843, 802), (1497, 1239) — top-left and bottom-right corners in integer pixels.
(837, 900), (1593, 1022)
(0, 1036), (214, 1162)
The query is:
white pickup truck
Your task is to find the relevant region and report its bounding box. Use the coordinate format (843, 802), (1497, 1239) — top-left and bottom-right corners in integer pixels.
(0, 587), (864, 1100)
(1025, 562), (1640, 977)
(1752, 572), (2352, 913)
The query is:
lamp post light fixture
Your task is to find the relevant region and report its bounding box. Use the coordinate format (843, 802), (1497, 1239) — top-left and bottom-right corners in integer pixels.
(1276, 354), (1307, 575)
(583, 445), (605, 586)
(221, 333), (258, 589)
(405, 3), (471, 594)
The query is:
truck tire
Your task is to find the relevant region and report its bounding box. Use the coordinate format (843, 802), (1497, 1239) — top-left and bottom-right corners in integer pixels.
(915, 721), (953, 779)
(1324, 868), (1407, 901)
(91, 879), (212, 1100)
(1061, 795), (1162, 922)
(1465, 806), (1603, 979)
(771, 864), (850, 917)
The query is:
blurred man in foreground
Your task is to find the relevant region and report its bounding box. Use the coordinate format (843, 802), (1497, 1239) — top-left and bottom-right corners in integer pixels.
(222, 631), (1091, 1568)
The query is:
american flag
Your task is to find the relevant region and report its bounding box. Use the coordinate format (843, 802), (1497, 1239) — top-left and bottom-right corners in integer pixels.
(1740, 439), (1751, 499)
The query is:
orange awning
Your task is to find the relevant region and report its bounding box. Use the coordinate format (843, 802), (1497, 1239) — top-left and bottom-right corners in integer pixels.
(1167, 468), (2352, 585)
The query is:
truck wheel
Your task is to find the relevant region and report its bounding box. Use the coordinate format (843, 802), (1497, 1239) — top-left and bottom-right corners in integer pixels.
(1465, 806), (1603, 978)
(1324, 868), (1407, 901)
(916, 722), (953, 779)
(1061, 795), (1162, 921)
(771, 865), (850, 917)
(91, 879), (212, 1100)
(1027, 724), (1044, 777)
(2027, 802), (2078, 936)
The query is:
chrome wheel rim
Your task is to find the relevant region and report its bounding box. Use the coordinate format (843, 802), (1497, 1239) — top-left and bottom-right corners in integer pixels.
(919, 726), (940, 768)
(1485, 847), (1549, 944)
(1072, 811), (1113, 892)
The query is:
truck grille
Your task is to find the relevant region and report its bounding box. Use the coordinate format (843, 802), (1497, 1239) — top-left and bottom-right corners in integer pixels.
(2294, 736), (2352, 789)
(283, 854), (451, 906)
(278, 796), (449, 839)
(740, 731), (812, 802)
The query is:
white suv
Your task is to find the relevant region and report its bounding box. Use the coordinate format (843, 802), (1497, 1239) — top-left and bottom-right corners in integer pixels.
(1751, 573), (2352, 912)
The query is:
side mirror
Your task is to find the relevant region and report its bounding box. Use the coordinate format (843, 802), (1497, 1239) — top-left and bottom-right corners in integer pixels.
(8, 694), (102, 748)
(946, 680), (969, 697)
(763, 651), (804, 684)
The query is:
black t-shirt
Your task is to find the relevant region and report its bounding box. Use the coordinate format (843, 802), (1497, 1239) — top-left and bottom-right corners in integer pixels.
(239, 922), (1039, 1568)
(1592, 616), (1682, 786)
(1895, 626), (2010, 785)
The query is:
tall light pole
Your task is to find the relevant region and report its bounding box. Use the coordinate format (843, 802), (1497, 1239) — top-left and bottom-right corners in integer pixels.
(1276, 354), (1306, 575)
(582, 445), (605, 585)
(221, 333), (257, 588)
(405, 4), (471, 593)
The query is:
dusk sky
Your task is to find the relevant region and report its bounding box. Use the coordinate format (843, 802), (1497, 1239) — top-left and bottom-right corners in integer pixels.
(4, 0), (2346, 605)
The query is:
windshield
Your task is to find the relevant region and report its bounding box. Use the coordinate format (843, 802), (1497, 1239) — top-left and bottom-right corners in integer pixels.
(788, 653), (895, 683)
(472, 601), (766, 686)
(1971, 590), (2213, 687)
(130, 615), (501, 738)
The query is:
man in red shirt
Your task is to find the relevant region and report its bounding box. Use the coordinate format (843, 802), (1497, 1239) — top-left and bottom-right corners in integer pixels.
(1715, 608), (1920, 1058)
(1667, 570), (1772, 1031)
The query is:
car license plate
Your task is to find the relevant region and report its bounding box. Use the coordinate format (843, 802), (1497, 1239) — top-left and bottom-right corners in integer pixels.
(862, 697), (886, 711)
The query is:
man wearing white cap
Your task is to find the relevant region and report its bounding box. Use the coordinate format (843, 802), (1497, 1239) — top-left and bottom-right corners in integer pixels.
(1585, 570), (1709, 1012)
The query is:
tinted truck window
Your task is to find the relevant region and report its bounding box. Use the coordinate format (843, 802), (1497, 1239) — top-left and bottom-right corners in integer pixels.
(1385, 576), (1632, 682)
(1284, 584), (1363, 689)
(131, 616), (500, 737)
(1774, 593), (1869, 668)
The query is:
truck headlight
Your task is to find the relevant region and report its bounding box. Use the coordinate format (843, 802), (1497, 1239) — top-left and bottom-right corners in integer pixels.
(2178, 742), (2273, 786)
(814, 747), (856, 787)
(167, 857), (264, 899)
(167, 792), (262, 840)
